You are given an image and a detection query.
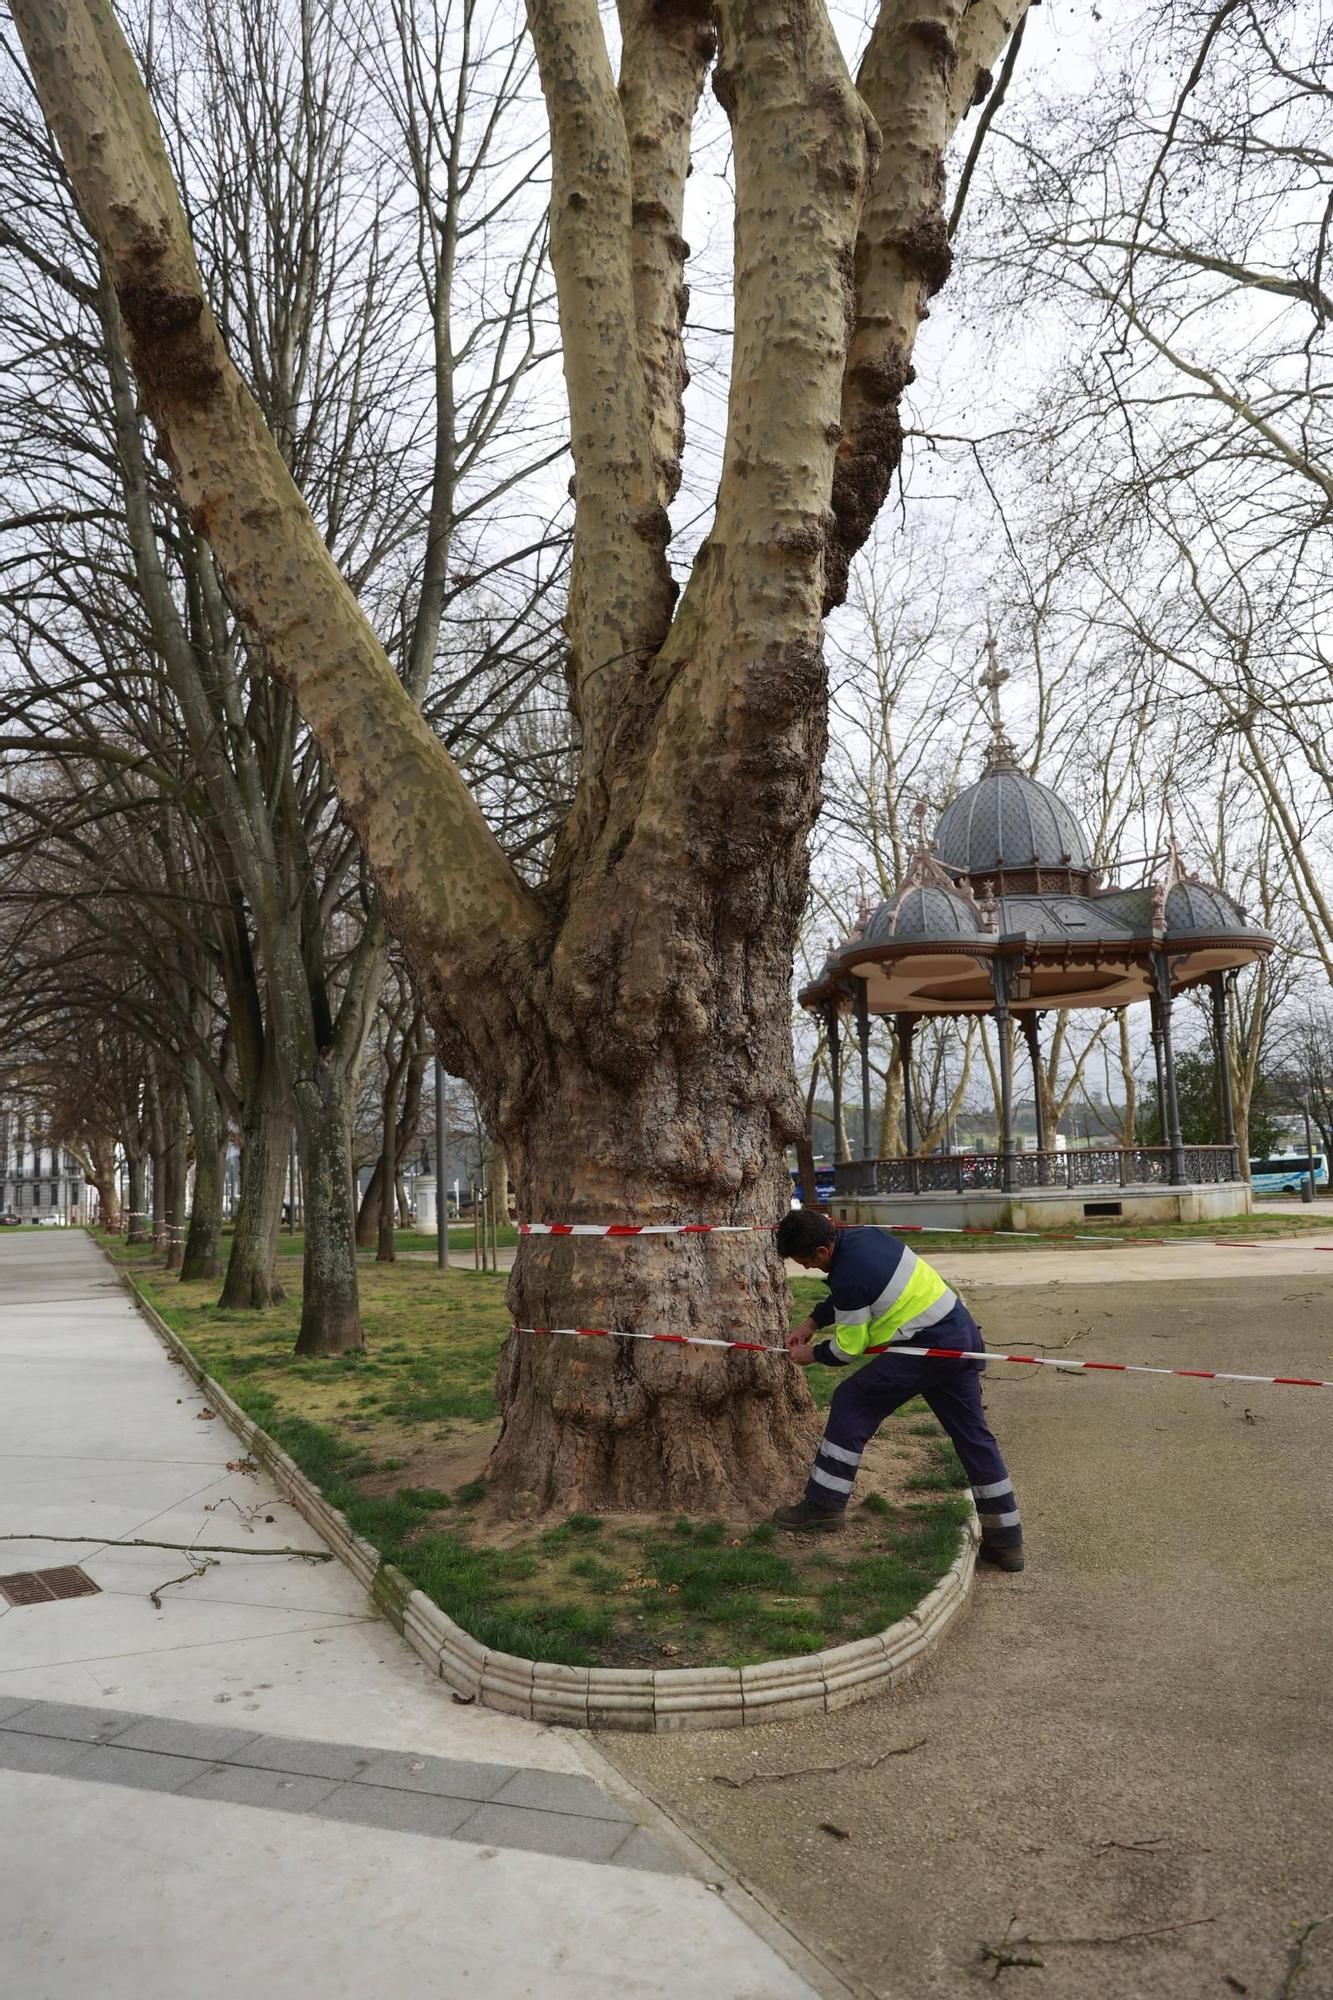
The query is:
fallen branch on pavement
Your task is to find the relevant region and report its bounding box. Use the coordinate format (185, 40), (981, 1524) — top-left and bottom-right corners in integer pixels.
(712, 1739), (927, 1787)
(0, 1533), (332, 1560)
(1278, 1912), (1333, 1999)
(978, 1913), (1214, 1979)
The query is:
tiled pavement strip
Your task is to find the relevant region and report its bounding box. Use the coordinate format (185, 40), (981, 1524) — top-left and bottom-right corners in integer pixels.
(0, 1695), (674, 1868)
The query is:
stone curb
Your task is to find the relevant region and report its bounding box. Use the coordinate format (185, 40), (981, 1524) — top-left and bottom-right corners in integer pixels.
(118, 1264), (979, 1733)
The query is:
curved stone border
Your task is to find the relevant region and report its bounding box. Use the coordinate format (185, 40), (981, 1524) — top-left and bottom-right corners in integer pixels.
(119, 1265), (978, 1732)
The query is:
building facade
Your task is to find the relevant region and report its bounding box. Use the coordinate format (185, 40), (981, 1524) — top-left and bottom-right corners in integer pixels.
(0, 1098), (84, 1223)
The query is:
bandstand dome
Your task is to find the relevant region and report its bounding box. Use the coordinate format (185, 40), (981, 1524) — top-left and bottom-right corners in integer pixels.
(860, 883), (983, 943)
(935, 762), (1092, 880)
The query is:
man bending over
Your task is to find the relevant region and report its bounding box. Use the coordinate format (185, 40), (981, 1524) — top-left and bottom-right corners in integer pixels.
(774, 1210), (1024, 1571)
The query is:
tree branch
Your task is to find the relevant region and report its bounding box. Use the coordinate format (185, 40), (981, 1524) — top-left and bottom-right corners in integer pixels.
(9, 0), (542, 1013)
(826, 0), (1031, 608)
(616, 0), (716, 510)
(524, 0), (676, 856)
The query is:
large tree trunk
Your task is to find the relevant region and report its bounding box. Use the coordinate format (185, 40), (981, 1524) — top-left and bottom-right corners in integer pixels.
(181, 1066), (225, 1282)
(125, 1152), (148, 1245)
(85, 1134), (120, 1231)
(15, 0), (1027, 1511)
(355, 1159), (384, 1248)
(149, 1148), (166, 1251)
(294, 1062), (363, 1355)
(161, 1091), (188, 1273)
(376, 1106), (398, 1264)
(487, 999), (822, 1515)
(219, 1097), (288, 1309)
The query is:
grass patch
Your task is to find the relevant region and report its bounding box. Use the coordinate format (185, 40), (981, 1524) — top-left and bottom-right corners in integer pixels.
(108, 1242), (967, 1670)
(905, 1438), (970, 1493)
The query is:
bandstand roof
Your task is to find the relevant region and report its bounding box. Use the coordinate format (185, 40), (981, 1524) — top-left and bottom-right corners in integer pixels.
(801, 671), (1273, 1021)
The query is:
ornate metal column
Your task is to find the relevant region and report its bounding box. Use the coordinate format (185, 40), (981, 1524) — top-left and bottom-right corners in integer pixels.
(896, 1015), (918, 1194)
(1021, 1012), (1048, 1181)
(826, 1001), (845, 1166)
(1148, 986), (1167, 1170)
(854, 981), (876, 1196)
(991, 961), (1016, 1193)
(1209, 971), (1239, 1179)
(1151, 952), (1186, 1186)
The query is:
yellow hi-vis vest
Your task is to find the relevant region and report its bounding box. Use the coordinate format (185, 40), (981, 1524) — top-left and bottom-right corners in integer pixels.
(825, 1242), (959, 1364)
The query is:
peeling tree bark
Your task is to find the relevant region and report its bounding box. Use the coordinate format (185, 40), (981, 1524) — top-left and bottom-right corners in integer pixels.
(14, 0), (1027, 1513)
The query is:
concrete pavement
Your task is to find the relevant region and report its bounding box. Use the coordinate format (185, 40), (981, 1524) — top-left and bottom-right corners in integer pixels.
(0, 1229), (829, 2000)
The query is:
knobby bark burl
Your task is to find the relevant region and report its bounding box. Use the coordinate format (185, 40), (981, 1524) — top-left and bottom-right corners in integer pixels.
(13, 0), (1028, 1512)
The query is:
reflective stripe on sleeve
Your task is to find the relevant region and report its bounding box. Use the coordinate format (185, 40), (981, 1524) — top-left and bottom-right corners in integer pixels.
(899, 1287), (960, 1334)
(867, 1246), (918, 1320)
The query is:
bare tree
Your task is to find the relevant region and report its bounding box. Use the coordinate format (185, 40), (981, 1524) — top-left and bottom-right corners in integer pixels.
(0, 0), (570, 1345)
(13, 0), (1031, 1513)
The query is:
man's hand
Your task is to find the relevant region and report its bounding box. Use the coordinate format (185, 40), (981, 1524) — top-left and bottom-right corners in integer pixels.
(787, 1316), (820, 1368)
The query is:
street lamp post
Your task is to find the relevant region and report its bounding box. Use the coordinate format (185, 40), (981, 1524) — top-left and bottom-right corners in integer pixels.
(932, 1040), (944, 1152)
(1303, 1101), (1317, 1204)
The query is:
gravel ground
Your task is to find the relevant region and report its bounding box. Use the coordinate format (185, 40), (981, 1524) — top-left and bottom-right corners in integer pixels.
(602, 1274), (1333, 2000)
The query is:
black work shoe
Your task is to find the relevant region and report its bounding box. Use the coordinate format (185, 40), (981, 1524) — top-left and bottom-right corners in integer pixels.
(773, 1499), (846, 1533)
(978, 1536), (1025, 1573)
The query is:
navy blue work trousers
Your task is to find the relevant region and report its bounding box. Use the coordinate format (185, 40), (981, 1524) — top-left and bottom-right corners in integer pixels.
(804, 1310), (1021, 1544)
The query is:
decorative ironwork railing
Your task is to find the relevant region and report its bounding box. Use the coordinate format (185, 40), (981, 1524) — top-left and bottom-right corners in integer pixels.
(832, 1143), (1241, 1196)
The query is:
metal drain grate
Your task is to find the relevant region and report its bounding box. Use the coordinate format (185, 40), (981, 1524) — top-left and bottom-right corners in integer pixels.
(0, 1565), (101, 1606)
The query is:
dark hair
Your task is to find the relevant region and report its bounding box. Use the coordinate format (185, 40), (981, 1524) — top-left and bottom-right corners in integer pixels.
(775, 1209), (837, 1259)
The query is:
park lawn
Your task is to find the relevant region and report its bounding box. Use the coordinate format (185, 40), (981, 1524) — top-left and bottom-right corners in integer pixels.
(267, 1224), (520, 1257)
(105, 1244), (968, 1671)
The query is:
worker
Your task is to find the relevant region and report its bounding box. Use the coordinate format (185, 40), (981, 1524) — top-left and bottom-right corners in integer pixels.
(772, 1210), (1024, 1571)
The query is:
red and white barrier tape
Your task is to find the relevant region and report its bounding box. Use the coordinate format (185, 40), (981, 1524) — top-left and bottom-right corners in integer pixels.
(515, 1324), (1332, 1389)
(520, 1221), (768, 1236)
(519, 1218), (1332, 1250)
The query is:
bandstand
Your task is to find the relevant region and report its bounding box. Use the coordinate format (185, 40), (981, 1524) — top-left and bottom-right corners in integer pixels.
(798, 656), (1275, 1230)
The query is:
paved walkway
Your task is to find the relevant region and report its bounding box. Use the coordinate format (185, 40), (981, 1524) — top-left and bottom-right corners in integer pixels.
(0, 1231), (826, 2000)
(609, 1269), (1333, 1999)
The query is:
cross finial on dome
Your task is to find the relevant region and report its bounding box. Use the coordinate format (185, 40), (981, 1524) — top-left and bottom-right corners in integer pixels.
(1160, 795), (1187, 892)
(912, 796), (932, 852)
(981, 633), (1009, 732)
(979, 633), (1021, 771)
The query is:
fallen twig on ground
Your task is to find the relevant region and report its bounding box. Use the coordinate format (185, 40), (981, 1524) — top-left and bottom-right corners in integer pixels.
(978, 1918), (1044, 1980)
(1032, 1916), (1214, 1948)
(1034, 1324), (1092, 1353)
(711, 1739), (928, 1788)
(978, 1913), (1213, 1981)
(1278, 1911), (1333, 1999)
(204, 1496), (277, 1528)
(0, 1533), (331, 1560)
(149, 1557), (218, 1608)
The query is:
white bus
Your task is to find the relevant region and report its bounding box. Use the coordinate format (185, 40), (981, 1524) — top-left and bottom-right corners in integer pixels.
(1249, 1153), (1329, 1194)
